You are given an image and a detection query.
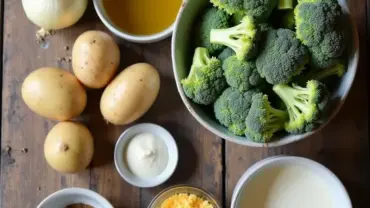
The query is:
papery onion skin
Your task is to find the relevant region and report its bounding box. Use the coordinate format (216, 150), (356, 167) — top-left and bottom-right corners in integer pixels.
(22, 0), (88, 30)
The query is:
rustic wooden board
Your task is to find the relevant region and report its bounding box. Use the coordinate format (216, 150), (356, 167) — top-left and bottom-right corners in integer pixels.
(0, 2), (223, 208)
(225, 0), (370, 207)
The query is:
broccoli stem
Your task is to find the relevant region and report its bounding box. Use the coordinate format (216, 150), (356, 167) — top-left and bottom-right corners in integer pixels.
(273, 84), (309, 118)
(304, 64), (345, 81)
(278, 0), (294, 10)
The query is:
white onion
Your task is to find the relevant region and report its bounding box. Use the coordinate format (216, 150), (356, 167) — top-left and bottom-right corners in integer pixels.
(22, 0), (88, 31)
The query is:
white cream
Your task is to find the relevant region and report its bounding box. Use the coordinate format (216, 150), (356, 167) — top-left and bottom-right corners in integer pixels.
(125, 133), (168, 178)
(238, 164), (337, 208)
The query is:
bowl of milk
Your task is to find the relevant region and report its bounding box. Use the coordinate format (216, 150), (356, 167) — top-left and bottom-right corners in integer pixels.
(231, 156), (352, 208)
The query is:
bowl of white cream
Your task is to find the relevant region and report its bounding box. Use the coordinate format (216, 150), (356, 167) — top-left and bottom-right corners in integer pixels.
(114, 123), (178, 188)
(231, 156), (352, 208)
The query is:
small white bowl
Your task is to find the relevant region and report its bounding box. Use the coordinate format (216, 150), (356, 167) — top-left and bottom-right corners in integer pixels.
(231, 156), (352, 208)
(37, 188), (113, 208)
(114, 123), (178, 188)
(93, 0), (176, 43)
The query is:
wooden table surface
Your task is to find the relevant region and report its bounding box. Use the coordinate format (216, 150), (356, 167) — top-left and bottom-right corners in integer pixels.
(1, 0), (369, 208)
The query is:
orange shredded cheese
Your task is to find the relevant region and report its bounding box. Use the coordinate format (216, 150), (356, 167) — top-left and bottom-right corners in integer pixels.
(160, 193), (214, 208)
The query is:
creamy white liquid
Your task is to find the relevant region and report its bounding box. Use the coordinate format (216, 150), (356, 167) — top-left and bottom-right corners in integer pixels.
(125, 133), (168, 178)
(238, 164), (336, 208)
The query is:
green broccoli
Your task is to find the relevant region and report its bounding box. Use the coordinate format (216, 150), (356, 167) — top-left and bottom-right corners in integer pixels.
(272, 80), (330, 133)
(218, 47), (235, 61)
(181, 47), (227, 105)
(210, 0), (277, 22)
(214, 87), (259, 135)
(245, 93), (288, 142)
(210, 16), (258, 60)
(256, 29), (309, 84)
(299, 63), (345, 82)
(197, 7), (230, 55)
(222, 56), (262, 92)
(295, 0), (346, 69)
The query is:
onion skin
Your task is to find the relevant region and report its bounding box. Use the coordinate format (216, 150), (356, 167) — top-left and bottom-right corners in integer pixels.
(22, 0), (88, 30)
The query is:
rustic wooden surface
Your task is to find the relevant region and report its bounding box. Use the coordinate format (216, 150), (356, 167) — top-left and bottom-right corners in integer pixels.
(0, 0), (368, 208)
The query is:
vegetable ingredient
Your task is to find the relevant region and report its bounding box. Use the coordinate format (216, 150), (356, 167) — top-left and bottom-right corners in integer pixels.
(181, 47), (226, 105)
(210, 16), (258, 60)
(214, 87), (259, 136)
(160, 193), (214, 208)
(100, 63), (160, 125)
(21, 67), (87, 121)
(44, 122), (94, 173)
(295, 0), (346, 68)
(245, 93), (288, 143)
(272, 80), (330, 133)
(125, 133), (168, 178)
(72, 31), (120, 89)
(197, 7), (230, 55)
(222, 56), (262, 92)
(22, 0), (87, 40)
(180, 0), (348, 142)
(299, 63), (345, 82)
(210, 0), (277, 22)
(256, 29), (309, 85)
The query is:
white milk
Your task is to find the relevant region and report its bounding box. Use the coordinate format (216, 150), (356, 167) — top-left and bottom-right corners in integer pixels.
(238, 164), (336, 208)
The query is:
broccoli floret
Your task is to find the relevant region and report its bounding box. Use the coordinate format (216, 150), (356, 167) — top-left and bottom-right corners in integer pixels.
(256, 29), (309, 85)
(222, 56), (262, 92)
(181, 47), (227, 105)
(272, 80), (330, 133)
(299, 63), (345, 82)
(214, 87), (259, 135)
(210, 0), (277, 22)
(197, 7), (230, 55)
(245, 93), (288, 142)
(218, 47), (235, 61)
(210, 16), (258, 60)
(295, 0), (346, 69)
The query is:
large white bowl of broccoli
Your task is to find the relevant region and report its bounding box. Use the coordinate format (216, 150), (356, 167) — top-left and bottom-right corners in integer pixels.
(171, 0), (359, 147)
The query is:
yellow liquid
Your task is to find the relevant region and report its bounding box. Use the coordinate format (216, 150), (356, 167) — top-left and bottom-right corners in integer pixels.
(102, 0), (183, 35)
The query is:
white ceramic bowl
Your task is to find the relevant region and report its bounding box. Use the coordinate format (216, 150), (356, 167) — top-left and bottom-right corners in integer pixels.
(231, 156), (352, 208)
(93, 0), (176, 43)
(171, 0), (359, 147)
(114, 123), (178, 188)
(37, 188), (113, 208)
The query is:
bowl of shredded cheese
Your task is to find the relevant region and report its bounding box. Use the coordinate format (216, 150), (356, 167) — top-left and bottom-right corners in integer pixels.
(148, 185), (220, 208)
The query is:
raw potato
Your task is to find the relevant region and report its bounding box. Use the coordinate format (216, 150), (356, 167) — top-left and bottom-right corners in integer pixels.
(72, 30), (120, 89)
(21, 67), (87, 121)
(100, 63), (160, 125)
(44, 122), (94, 173)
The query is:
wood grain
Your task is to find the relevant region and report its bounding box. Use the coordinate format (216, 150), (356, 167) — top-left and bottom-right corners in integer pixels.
(225, 0), (370, 207)
(0, 2), (223, 208)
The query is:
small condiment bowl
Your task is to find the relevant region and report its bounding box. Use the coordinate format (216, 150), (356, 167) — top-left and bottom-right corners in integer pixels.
(231, 156), (352, 208)
(93, 0), (177, 43)
(114, 123), (178, 188)
(148, 185), (221, 208)
(37, 188), (113, 208)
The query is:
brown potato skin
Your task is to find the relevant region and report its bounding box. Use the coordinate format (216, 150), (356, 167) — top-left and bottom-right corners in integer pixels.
(21, 67), (87, 121)
(100, 63), (160, 125)
(72, 30), (120, 89)
(44, 122), (94, 173)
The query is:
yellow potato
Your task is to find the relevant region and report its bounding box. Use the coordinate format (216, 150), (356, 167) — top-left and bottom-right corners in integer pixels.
(100, 63), (160, 125)
(44, 122), (94, 173)
(72, 30), (120, 89)
(21, 67), (87, 121)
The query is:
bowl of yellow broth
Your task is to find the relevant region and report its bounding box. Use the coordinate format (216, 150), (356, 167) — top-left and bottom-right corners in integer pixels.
(93, 0), (184, 43)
